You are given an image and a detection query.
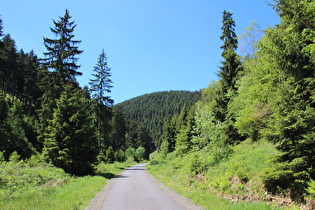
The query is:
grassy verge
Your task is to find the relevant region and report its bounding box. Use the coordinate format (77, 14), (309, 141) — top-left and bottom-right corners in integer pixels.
(147, 140), (299, 209)
(0, 159), (136, 209)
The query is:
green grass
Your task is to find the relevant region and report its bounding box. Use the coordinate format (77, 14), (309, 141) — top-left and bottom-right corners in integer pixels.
(0, 159), (135, 209)
(147, 140), (298, 209)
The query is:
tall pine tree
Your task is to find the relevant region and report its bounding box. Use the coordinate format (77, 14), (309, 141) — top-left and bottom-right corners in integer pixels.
(213, 11), (243, 144)
(43, 85), (97, 176)
(39, 9), (83, 144)
(42, 9), (82, 86)
(89, 50), (113, 149)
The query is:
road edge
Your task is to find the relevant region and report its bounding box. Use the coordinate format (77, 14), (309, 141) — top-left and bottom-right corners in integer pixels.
(144, 163), (204, 210)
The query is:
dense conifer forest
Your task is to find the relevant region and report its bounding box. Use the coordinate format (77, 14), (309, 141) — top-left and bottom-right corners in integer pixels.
(118, 90), (201, 147)
(0, 10), (153, 175)
(1, 0), (315, 207)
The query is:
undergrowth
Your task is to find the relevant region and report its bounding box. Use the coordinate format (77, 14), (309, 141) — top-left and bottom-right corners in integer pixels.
(0, 153), (135, 209)
(148, 139), (300, 209)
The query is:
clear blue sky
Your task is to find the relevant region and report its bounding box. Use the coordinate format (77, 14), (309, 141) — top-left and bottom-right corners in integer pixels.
(1, 0), (279, 104)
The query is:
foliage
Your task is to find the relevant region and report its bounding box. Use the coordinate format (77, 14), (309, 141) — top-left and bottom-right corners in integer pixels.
(148, 140), (279, 209)
(118, 90), (201, 147)
(0, 158), (133, 209)
(89, 49), (113, 150)
(89, 49), (113, 106)
(43, 86), (97, 176)
(42, 9), (82, 84)
(135, 146), (146, 162)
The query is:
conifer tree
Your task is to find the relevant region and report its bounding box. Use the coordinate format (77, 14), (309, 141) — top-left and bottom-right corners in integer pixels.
(263, 0), (315, 200)
(0, 16), (4, 92)
(0, 15), (3, 38)
(89, 49), (113, 106)
(43, 85), (97, 175)
(39, 10), (83, 144)
(1, 35), (18, 96)
(212, 11), (243, 145)
(89, 50), (113, 148)
(42, 9), (82, 85)
(109, 105), (127, 151)
(214, 11), (242, 122)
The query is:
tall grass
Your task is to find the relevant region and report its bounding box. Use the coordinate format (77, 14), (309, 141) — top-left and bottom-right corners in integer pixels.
(147, 140), (297, 209)
(0, 157), (135, 209)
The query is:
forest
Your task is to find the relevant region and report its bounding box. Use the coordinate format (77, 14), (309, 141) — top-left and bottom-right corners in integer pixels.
(149, 0), (315, 206)
(1, 0), (315, 207)
(0, 9), (155, 176)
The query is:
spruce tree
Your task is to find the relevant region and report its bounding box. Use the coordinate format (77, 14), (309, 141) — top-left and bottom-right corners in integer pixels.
(214, 11), (242, 122)
(263, 0), (315, 201)
(39, 9), (83, 144)
(89, 49), (113, 106)
(42, 9), (82, 85)
(0, 15), (3, 38)
(211, 11), (243, 145)
(109, 105), (126, 151)
(0, 16), (4, 92)
(43, 85), (97, 176)
(1, 35), (18, 96)
(89, 50), (113, 148)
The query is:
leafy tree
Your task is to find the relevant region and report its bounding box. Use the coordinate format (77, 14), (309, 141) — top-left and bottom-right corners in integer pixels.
(135, 146), (146, 161)
(43, 85), (97, 176)
(125, 147), (136, 160)
(238, 21), (264, 58)
(230, 0), (315, 201)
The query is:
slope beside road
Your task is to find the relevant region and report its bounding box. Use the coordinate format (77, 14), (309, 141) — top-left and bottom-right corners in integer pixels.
(86, 163), (203, 210)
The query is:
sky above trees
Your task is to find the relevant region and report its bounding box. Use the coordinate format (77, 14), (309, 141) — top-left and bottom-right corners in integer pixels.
(1, 0), (279, 103)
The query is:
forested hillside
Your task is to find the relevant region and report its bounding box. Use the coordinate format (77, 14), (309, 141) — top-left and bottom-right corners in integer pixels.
(1, 0), (315, 208)
(150, 0), (315, 207)
(118, 91), (201, 147)
(0, 10), (152, 176)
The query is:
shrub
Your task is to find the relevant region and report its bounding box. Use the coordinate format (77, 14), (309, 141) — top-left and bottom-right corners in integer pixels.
(135, 146), (145, 162)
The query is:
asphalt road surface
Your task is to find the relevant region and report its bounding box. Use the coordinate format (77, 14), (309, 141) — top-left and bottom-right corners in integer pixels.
(86, 163), (203, 210)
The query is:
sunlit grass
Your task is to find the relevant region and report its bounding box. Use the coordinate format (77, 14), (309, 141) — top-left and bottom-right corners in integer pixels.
(147, 140), (294, 209)
(0, 160), (136, 209)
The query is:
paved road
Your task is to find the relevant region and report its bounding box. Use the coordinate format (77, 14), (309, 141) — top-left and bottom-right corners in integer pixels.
(88, 163), (202, 210)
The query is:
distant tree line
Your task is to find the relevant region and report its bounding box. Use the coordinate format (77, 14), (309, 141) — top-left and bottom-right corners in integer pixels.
(118, 90), (201, 148)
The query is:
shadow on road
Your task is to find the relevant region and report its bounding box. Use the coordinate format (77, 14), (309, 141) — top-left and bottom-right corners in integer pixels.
(99, 172), (116, 179)
(125, 167), (145, 171)
(115, 174), (128, 179)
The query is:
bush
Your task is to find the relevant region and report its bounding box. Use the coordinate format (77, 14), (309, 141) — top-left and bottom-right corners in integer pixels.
(9, 151), (20, 163)
(135, 146), (145, 162)
(190, 153), (204, 175)
(125, 147), (135, 160)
